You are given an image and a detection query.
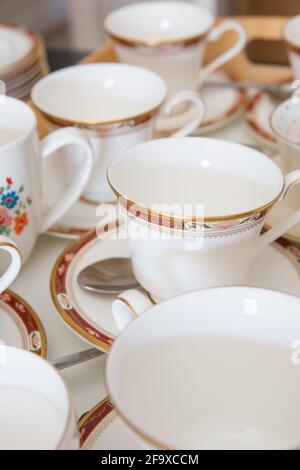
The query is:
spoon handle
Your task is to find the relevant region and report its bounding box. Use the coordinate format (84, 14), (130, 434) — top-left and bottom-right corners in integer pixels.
(50, 348), (105, 371)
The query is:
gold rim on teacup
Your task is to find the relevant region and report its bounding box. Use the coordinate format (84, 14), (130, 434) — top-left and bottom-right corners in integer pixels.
(107, 181), (285, 229)
(34, 103), (165, 131)
(105, 29), (208, 50)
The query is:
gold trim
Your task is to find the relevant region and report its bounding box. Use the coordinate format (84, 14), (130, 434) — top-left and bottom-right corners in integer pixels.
(117, 297), (139, 318)
(78, 396), (112, 429)
(107, 176), (285, 225)
(5, 289), (47, 358)
(105, 30), (207, 49)
(50, 231), (112, 353)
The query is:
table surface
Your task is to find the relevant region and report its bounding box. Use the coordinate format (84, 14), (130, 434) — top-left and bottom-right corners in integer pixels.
(9, 116), (257, 421)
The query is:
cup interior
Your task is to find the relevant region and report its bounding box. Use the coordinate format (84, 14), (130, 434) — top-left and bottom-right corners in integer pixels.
(108, 138), (284, 219)
(270, 98), (300, 146)
(105, 1), (214, 44)
(106, 287), (300, 450)
(31, 63), (167, 125)
(283, 15), (300, 47)
(0, 346), (70, 449)
(0, 96), (36, 147)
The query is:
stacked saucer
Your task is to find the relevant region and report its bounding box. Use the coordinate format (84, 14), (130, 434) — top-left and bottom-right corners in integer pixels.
(0, 23), (49, 101)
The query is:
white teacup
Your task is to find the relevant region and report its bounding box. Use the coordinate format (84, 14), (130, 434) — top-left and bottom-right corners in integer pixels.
(0, 96), (94, 263)
(270, 98), (300, 173)
(104, 1), (246, 95)
(0, 236), (21, 293)
(31, 63), (205, 203)
(107, 287), (300, 450)
(283, 15), (300, 79)
(108, 137), (300, 301)
(0, 345), (78, 450)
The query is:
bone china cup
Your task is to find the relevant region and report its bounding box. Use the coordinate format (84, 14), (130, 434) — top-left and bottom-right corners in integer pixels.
(31, 63), (205, 203)
(104, 1), (246, 95)
(0, 345), (78, 450)
(0, 236), (21, 293)
(0, 96), (93, 263)
(270, 98), (300, 173)
(283, 15), (300, 78)
(108, 138), (300, 301)
(106, 287), (300, 450)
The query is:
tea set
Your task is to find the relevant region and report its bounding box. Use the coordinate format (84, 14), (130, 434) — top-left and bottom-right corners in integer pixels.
(1, 1), (300, 451)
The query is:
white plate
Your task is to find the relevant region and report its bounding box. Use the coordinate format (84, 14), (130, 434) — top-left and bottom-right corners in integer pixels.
(50, 225), (300, 353)
(155, 74), (246, 137)
(245, 92), (278, 148)
(0, 24), (35, 72)
(0, 289), (46, 357)
(79, 397), (138, 450)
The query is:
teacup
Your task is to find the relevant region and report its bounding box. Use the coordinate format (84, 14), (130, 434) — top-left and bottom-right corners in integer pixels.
(0, 236), (21, 293)
(0, 345), (78, 449)
(0, 96), (94, 263)
(108, 137), (300, 301)
(107, 286), (300, 450)
(270, 98), (300, 173)
(104, 1), (246, 95)
(31, 63), (205, 203)
(283, 15), (300, 79)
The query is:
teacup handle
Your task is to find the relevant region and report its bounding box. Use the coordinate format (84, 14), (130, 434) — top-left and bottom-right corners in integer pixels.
(112, 288), (153, 332)
(197, 21), (247, 88)
(159, 91), (206, 137)
(0, 236), (21, 293)
(39, 127), (94, 233)
(256, 170), (300, 252)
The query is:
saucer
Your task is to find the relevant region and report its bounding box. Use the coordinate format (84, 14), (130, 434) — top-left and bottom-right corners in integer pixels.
(155, 74), (246, 137)
(50, 224), (300, 353)
(79, 397), (138, 450)
(265, 153), (300, 247)
(47, 199), (104, 240)
(0, 290), (46, 357)
(245, 92), (278, 148)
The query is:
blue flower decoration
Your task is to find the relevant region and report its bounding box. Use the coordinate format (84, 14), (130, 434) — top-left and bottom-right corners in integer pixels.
(1, 191), (19, 209)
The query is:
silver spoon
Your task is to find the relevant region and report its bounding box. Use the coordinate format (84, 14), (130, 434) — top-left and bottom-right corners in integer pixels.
(77, 257), (140, 294)
(205, 80), (292, 102)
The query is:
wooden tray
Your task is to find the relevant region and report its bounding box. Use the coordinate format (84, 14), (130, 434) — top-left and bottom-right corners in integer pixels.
(33, 15), (293, 138)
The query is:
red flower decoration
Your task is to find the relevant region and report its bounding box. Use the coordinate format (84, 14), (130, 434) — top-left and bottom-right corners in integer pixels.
(6, 177), (13, 185)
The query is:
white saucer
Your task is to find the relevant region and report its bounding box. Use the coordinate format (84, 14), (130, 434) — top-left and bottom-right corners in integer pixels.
(0, 289), (46, 357)
(245, 92), (278, 148)
(0, 24), (34, 72)
(155, 74), (246, 137)
(265, 153), (300, 247)
(50, 225), (300, 353)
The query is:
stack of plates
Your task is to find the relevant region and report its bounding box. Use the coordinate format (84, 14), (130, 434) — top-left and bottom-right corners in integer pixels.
(0, 23), (49, 101)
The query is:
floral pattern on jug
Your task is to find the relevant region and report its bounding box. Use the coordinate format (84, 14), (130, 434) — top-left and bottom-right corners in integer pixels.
(0, 178), (32, 236)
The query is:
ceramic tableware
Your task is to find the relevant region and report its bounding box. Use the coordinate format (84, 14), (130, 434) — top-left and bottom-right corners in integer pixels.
(108, 137), (300, 301)
(0, 23), (48, 101)
(0, 289), (46, 356)
(107, 287), (300, 450)
(0, 345), (78, 449)
(283, 15), (300, 79)
(155, 72), (246, 136)
(32, 63), (205, 203)
(270, 97), (300, 173)
(51, 225), (300, 352)
(79, 397), (138, 450)
(104, 1), (246, 95)
(0, 96), (94, 263)
(0, 236), (21, 293)
(245, 92), (277, 148)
